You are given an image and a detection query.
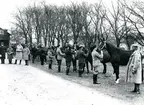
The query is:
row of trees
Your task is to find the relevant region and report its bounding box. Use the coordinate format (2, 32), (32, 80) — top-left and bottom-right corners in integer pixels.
(10, 0), (144, 49)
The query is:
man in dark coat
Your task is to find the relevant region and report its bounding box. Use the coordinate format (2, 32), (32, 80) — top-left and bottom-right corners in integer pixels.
(64, 45), (75, 75)
(0, 42), (7, 64)
(31, 44), (38, 63)
(39, 45), (47, 65)
(76, 45), (88, 77)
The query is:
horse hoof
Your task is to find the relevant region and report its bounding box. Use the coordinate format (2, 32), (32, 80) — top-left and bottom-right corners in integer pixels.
(115, 79), (120, 84)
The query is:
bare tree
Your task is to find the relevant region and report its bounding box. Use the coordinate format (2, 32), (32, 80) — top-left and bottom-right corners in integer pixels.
(90, 1), (107, 45)
(67, 2), (84, 44)
(123, 0), (144, 45)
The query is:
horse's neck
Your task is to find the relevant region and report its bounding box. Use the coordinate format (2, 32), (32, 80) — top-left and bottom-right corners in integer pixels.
(106, 43), (118, 55)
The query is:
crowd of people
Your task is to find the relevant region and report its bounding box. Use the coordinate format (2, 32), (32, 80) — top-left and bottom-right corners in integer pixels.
(0, 42), (30, 65)
(30, 42), (144, 94)
(0, 41), (144, 94)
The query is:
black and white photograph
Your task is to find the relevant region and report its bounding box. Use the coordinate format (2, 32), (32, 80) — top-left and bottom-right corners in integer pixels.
(0, 0), (144, 105)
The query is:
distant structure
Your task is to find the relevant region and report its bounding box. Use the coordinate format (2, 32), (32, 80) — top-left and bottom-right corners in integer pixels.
(0, 28), (10, 47)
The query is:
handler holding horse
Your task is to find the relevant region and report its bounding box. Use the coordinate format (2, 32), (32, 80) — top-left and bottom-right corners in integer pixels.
(92, 45), (103, 84)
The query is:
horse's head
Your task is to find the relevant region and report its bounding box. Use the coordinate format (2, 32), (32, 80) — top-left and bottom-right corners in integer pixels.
(98, 41), (107, 50)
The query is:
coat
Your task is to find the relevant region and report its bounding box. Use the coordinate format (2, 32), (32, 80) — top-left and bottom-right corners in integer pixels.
(76, 49), (87, 64)
(23, 47), (30, 60)
(7, 47), (14, 60)
(56, 47), (64, 60)
(15, 44), (23, 60)
(47, 50), (54, 61)
(91, 48), (103, 74)
(64, 49), (74, 62)
(126, 50), (142, 84)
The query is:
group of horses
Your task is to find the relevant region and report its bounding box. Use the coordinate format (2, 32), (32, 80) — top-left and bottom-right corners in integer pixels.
(31, 42), (134, 84)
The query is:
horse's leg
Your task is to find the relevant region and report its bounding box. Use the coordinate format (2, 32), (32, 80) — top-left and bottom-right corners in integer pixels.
(112, 63), (120, 83)
(32, 55), (37, 63)
(89, 60), (93, 71)
(102, 63), (107, 74)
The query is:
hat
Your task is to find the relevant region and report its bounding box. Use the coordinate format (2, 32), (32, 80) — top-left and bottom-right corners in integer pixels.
(131, 43), (141, 50)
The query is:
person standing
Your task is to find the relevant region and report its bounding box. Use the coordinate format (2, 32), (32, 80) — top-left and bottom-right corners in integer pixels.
(56, 45), (65, 72)
(47, 47), (55, 69)
(0, 42), (6, 64)
(64, 45), (74, 75)
(7, 45), (14, 64)
(31, 44), (38, 63)
(140, 46), (144, 82)
(72, 45), (77, 72)
(23, 44), (30, 65)
(76, 45), (88, 77)
(15, 42), (23, 64)
(126, 43), (142, 94)
(91, 45), (103, 84)
(39, 45), (47, 65)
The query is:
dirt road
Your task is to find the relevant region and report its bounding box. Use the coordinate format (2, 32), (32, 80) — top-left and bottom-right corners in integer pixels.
(0, 63), (131, 105)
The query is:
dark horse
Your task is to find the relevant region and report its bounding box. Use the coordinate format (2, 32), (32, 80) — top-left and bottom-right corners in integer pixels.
(100, 42), (134, 83)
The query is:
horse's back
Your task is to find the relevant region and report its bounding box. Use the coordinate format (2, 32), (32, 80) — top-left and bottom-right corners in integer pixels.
(119, 50), (133, 65)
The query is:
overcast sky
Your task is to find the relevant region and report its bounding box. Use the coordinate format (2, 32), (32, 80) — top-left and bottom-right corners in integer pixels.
(0, 0), (136, 30)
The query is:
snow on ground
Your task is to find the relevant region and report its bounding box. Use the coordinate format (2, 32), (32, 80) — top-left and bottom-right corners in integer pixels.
(0, 63), (130, 105)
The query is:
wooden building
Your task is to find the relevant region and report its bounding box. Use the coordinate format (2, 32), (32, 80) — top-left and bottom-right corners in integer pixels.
(0, 28), (10, 47)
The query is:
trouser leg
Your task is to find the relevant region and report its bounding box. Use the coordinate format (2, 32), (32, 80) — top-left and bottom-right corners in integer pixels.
(72, 59), (77, 72)
(19, 60), (22, 64)
(40, 56), (44, 65)
(15, 60), (17, 64)
(1, 59), (5, 64)
(78, 63), (83, 77)
(93, 66), (100, 84)
(25, 60), (28, 65)
(132, 83), (137, 92)
(57, 60), (62, 72)
(66, 61), (71, 75)
(32, 55), (36, 63)
(9, 59), (12, 64)
(136, 84), (140, 94)
(48, 60), (52, 69)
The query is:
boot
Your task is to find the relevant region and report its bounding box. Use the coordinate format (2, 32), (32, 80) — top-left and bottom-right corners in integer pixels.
(25, 60), (28, 65)
(49, 64), (52, 69)
(19, 60), (22, 65)
(66, 68), (69, 75)
(58, 66), (61, 72)
(15, 60), (17, 64)
(1, 59), (5, 64)
(136, 84), (140, 94)
(93, 74), (100, 84)
(131, 84), (137, 92)
(73, 66), (77, 72)
(9, 60), (12, 64)
(78, 70), (82, 77)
